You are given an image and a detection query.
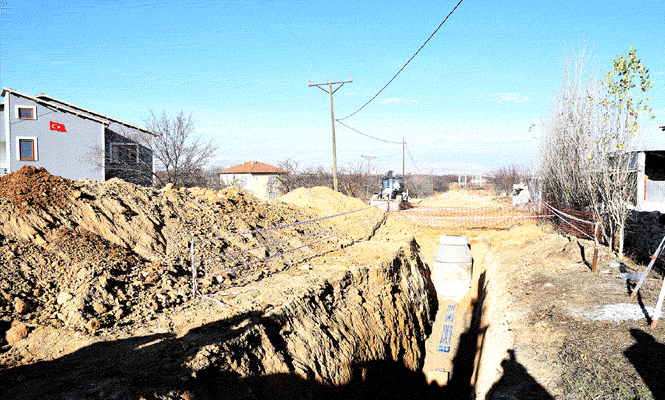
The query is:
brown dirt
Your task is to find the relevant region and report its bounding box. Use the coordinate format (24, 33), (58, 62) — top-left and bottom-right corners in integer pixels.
(389, 190), (665, 399)
(0, 166), (73, 211)
(0, 169), (663, 399)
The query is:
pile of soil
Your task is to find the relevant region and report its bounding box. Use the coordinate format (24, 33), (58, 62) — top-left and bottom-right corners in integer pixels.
(0, 168), (429, 400)
(0, 168), (381, 370)
(0, 166), (73, 211)
(279, 186), (371, 215)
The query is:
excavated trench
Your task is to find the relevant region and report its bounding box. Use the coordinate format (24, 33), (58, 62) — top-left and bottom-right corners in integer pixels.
(0, 169), (492, 399)
(2, 236), (490, 400)
(178, 237), (488, 399)
(183, 235), (490, 399)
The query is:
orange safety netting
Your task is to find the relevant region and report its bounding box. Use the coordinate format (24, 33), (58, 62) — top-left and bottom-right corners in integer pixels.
(394, 204), (547, 229)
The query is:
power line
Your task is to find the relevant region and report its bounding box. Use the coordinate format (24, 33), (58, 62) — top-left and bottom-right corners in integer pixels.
(335, 119), (403, 145)
(405, 141), (423, 174)
(337, 0), (465, 121)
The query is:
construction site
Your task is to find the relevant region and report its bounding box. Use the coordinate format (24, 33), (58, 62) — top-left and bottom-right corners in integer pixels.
(1, 166), (665, 399)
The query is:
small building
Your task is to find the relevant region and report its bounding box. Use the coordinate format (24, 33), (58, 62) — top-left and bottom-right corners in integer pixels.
(220, 161), (288, 200)
(0, 88), (155, 185)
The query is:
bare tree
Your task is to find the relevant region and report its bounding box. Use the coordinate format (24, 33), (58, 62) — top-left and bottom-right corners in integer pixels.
(85, 127), (155, 187)
(491, 165), (527, 196)
(539, 46), (598, 211)
(86, 111), (218, 188)
(538, 46), (653, 256)
(433, 175), (453, 194)
(338, 162), (370, 198)
(276, 160), (333, 194)
(143, 111), (218, 188)
(404, 174), (431, 198)
(302, 166), (333, 189)
(200, 165), (229, 190)
(277, 159), (379, 199)
(276, 158), (303, 193)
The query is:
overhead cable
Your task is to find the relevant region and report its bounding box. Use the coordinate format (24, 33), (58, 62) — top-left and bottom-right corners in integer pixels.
(335, 120), (403, 145)
(337, 0), (465, 121)
(405, 142), (423, 174)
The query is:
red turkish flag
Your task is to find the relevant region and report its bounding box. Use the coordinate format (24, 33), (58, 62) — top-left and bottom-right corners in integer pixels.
(50, 121), (67, 132)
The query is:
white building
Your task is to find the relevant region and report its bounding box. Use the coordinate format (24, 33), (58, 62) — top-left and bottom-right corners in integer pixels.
(219, 161), (288, 200)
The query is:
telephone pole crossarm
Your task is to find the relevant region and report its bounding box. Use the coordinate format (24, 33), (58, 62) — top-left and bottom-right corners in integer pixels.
(308, 77), (353, 89)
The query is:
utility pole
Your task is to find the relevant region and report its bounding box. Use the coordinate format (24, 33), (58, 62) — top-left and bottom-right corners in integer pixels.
(361, 154), (376, 199)
(402, 137), (405, 178)
(361, 154), (376, 174)
(308, 77), (353, 192)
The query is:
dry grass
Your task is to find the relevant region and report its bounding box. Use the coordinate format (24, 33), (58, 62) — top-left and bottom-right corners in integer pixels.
(557, 318), (657, 400)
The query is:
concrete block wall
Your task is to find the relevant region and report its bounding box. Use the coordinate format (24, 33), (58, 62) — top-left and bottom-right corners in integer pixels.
(625, 210), (665, 262)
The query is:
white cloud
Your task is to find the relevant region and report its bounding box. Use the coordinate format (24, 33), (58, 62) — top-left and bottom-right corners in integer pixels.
(487, 92), (530, 103)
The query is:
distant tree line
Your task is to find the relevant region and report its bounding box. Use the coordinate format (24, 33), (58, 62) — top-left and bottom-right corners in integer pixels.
(274, 159), (456, 200)
(490, 165), (528, 196)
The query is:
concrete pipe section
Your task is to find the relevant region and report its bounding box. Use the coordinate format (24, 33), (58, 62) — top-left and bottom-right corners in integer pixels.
(424, 235), (474, 386)
(431, 235), (473, 302)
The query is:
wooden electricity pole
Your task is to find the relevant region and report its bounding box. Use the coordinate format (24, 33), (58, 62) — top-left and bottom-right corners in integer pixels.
(361, 154), (376, 199)
(402, 137), (405, 178)
(308, 77), (353, 192)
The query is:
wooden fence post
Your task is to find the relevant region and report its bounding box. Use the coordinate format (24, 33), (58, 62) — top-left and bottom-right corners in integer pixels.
(592, 221), (600, 273)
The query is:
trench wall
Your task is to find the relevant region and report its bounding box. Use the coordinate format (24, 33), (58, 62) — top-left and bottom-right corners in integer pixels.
(185, 240), (436, 386)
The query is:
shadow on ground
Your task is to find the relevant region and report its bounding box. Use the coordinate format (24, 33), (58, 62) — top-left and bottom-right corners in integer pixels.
(625, 328), (665, 400)
(0, 272), (554, 400)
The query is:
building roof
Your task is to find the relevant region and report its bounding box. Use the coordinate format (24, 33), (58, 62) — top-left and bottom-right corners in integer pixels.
(220, 161), (288, 174)
(2, 88), (109, 124)
(1, 88), (157, 136)
(34, 93), (156, 136)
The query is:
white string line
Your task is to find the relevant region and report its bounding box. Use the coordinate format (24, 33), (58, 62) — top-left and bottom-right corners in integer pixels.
(212, 214), (380, 276)
(198, 226), (333, 263)
(402, 206), (516, 213)
(542, 202), (596, 225)
(397, 214), (552, 221)
(192, 205), (375, 244)
(195, 215), (382, 306)
(542, 203), (596, 240)
(190, 206), (380, 304)
(198, 211), (377, 263)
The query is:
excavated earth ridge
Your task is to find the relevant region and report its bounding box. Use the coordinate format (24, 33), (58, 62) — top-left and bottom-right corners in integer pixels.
(0, 166), (440, 399)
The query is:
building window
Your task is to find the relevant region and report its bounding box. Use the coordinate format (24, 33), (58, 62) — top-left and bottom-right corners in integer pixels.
(19, 139), (36, 161)
(16, 106), (36, 120)
(110, 143), (139, 163)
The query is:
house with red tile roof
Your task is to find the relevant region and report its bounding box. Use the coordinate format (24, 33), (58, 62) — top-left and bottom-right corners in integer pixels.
(219, 161), (288, 200)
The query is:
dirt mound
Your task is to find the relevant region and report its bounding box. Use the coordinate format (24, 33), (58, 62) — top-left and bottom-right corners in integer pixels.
(0, 169), (326, 262)
(0, 165), (73, 211)
(279, 186), (370, 215)
(0, 169), (382, 362)
(279, 186), (386, 237)
(0, 169), (439, 399)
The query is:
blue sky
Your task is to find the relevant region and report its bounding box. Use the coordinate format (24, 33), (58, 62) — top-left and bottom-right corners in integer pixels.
(1, 0), (664, 175)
